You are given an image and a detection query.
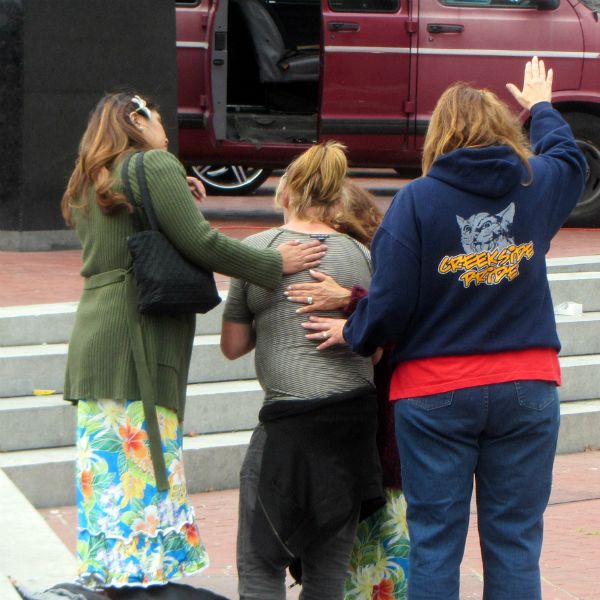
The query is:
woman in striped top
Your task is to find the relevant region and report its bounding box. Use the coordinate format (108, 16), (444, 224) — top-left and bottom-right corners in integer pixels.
(221, 142), (384, 600)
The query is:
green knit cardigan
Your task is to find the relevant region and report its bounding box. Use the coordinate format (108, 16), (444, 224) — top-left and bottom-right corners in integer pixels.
(64, 149), (281, 417)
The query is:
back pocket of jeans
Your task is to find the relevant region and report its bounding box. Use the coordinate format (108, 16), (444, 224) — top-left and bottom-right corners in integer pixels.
(406, 390), (454, 411)
(515, 380), (558, 411)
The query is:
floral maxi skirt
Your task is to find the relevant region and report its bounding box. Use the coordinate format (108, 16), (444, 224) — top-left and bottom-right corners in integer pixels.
(75, 399), (209, 589)
(345, 488), (410, 600)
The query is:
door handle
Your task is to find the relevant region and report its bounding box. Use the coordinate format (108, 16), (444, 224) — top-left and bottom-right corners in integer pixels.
(427, 23), (464, 33)
(328, 22), (360, 32)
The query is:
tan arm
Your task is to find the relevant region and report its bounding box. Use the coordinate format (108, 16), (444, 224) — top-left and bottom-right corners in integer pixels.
(221, 320), (256, 360)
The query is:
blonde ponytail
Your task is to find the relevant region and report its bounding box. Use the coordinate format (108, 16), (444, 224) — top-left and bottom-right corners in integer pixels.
(285, 141), (348, 223)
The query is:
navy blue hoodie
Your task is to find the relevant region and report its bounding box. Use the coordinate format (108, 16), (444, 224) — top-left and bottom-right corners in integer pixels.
(344, 102), (587, 365)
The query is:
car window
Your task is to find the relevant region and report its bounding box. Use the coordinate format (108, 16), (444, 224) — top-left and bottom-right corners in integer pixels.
(440, 0), (537, 7)
(329, 0), (400, 12)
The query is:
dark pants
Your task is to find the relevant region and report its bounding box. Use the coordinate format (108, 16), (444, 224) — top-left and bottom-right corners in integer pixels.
(237, 425), (359, 600)
(395, 380), (560, 600)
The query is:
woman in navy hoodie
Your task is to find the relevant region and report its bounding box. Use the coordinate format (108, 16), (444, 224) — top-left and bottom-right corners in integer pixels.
(303, 58), (587, 599)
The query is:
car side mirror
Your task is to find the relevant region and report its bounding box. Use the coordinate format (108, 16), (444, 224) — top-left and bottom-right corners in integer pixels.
(535, 0), (559, 10)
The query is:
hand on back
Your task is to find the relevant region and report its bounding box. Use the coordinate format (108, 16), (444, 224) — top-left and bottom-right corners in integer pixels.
(277, 240), (327, 274)
(284, 269), (351, 314)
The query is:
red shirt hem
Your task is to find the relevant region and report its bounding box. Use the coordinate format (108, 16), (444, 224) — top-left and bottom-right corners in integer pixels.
(390, 348), (561, 400)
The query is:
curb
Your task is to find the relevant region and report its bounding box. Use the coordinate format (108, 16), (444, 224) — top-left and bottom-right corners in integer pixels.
(0, 469), (76, 592)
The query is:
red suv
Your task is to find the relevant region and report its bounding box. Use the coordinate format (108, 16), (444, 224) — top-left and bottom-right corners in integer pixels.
(176, 0), (600, 226)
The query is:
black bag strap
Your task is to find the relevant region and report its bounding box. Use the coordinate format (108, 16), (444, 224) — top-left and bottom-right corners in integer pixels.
(121, 152), (144, 232)
(135, 152), (160, 232)
(121, 152), (160, 232)
(121, 152), (134, 202)
(120, 152), (169, 491)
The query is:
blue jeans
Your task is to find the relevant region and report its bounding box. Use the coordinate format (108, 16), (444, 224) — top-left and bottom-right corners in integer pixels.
(394, 380), (560, 600)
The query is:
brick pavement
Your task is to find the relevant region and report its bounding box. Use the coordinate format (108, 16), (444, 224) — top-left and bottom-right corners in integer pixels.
(40, 450), (600, 599)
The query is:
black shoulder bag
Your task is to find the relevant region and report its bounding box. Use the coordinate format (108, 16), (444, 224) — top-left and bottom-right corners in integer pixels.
(121, 152), (221, 315)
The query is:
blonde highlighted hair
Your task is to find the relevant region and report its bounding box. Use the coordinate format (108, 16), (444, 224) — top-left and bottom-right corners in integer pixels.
(275, 141), (382, 245)
(281, 140), (349, 225)
(61, 92), (156, 226)
(422, 83), (532, 179)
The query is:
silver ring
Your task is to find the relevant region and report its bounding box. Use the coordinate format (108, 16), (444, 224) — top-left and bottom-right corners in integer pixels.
(322, 331), (328, 339)
(307, 296), (313, 305)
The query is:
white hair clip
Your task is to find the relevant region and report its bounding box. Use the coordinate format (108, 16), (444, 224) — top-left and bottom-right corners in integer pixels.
(131, 95), (151, 119)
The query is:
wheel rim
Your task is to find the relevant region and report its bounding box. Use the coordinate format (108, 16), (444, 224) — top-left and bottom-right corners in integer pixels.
(190, 165), (266, 191)
(575, 139), (600, 211)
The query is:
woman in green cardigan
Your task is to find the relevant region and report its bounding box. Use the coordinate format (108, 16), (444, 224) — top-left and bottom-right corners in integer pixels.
(61, 92), (325, 596)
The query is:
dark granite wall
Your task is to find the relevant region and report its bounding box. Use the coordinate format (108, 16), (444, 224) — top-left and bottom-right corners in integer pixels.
(0, 0), (178, 235)
(0, 0), (24, 231)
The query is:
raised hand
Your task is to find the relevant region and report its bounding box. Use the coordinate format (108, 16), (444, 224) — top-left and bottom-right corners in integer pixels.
(506, 56), (553, 111)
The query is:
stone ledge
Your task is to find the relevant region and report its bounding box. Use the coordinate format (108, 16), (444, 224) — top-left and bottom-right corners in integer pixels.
(0, 574), (22, 600)
(0, 230), (80, 251)
(0, 469), (76, 590)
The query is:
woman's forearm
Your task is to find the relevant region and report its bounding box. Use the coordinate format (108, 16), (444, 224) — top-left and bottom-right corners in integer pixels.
(221, 320), (256, 360)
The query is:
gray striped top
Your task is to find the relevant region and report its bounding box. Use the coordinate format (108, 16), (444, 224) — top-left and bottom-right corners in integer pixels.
(223, 228), (374, 403)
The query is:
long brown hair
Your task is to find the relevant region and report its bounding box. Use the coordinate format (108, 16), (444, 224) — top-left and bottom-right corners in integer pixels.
(61, 92), (156, 226)
(422, 83), (532, 179)
(335, 180), (382, 248)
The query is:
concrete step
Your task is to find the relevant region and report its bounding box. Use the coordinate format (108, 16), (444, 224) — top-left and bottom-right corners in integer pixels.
(548, 272), (600, 312)
(0, 302), (78, 347)
(559, 354), (600, 402)
(2, 331), (599, 400)
(1, 264), (599, 347)
(556, 312), (600, 356)
(0, 298), (227, 347)
(0, 430), (252, 508)
(0, 334), (255, 398)
(546, 255), (600, 274)
(0, 380), (263, 452)
(1, 350), (596, 452)
(0, 327), (597, 405)
(557, 399), (600, 454)
(3, 397), (599, 509)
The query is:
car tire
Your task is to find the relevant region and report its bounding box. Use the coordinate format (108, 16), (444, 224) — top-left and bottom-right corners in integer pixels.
(561, 112), (600, 227)
(188, 165), (272, 196)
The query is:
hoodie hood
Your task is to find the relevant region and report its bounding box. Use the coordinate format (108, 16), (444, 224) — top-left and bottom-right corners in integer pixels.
(428, 145), (526, 199)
